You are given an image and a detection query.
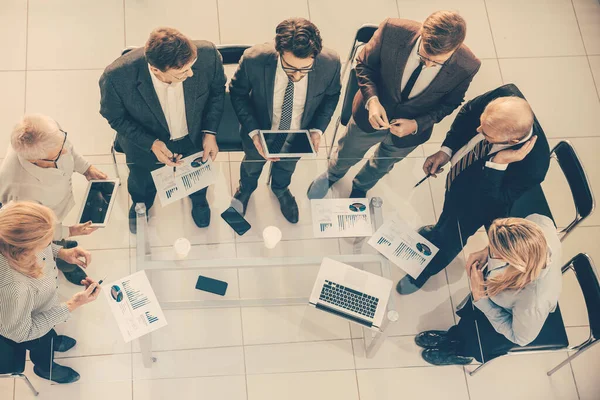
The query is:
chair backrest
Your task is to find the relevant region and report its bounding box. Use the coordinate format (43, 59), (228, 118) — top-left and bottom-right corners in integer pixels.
(340, 69), (358, 126)
(344, 24), (378, 66)
(216, 45), (251, 152)
(0, 335), (26, 375)
(551, 141), (595, 240)
(564, 253), (600, 340)
(121, 46), (137, 57)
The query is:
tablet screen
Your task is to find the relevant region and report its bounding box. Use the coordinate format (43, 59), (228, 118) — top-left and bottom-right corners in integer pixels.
(80, 181), (116, 224)
(263, 131), (313, 155)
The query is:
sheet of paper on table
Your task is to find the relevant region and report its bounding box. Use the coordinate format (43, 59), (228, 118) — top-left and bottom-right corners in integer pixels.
(151, 151), (218, 207)
(104, 270), (168, 343)
(311, 198), (373, 238)
(368, 216), (439, 279)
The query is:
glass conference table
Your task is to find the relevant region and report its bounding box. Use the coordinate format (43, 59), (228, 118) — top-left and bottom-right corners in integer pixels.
(49, 154), (484, 388)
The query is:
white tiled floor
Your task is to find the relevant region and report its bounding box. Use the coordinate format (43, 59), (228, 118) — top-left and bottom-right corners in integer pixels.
(2, 1), (599, 399)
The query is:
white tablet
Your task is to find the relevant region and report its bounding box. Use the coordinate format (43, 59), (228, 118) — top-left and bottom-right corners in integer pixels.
(259, 130), (316, 158)
(78, 179), (120, 228)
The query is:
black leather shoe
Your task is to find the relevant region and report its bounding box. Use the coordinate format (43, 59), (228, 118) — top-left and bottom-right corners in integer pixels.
(349, 186), (367, 198)
(34, 363), (81, 384)
(415, 330), (459, 349)
(421, 348), (473, 366)
(277, 190), (299, 224)
(232, 187), (252, 216)
(54, 335), (77, 352)
(192, 201), (211, 228)
(307, 172), (336, 200)
(396, 274), (425, 295)
(60, 264), (88, 286)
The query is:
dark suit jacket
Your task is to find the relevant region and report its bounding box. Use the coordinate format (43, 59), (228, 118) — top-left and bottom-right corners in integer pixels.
(442, 84), (551, 217)
(353, 18), (481, 148)
(99, 41), (226, 163)
(228, 43), (342, 136)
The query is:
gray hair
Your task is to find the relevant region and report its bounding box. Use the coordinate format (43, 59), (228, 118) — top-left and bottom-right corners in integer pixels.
(11, 114), (64, 160)
(480, 97), (534, 142)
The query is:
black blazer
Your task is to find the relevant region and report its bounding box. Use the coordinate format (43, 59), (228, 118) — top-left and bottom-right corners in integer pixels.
(442, 84), (550, 215)
(99, 41), (226, 162)
(352, 18), (481, 148)
(228, 43), (342, 136)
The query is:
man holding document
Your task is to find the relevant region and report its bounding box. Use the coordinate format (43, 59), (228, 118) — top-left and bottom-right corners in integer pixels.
(99, 27), (226, 233)
(229, 18), (341, 223)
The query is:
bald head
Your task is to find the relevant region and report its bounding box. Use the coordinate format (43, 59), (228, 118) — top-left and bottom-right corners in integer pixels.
(479, 97), (534, 144)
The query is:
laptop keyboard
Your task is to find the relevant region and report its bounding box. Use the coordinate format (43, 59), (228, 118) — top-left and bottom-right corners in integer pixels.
(319, 280), (379, 319)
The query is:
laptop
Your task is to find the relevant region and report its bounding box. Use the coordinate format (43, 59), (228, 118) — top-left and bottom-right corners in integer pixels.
(309, 258), (393, 331)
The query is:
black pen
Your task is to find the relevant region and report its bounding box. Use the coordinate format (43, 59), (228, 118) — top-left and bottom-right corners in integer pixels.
(90, 275), (106, 295)
(414, 174), (431, 188)
(172, 155), (177, 177)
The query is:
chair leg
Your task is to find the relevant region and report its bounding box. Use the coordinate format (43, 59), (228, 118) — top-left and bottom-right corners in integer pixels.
(327, 118), (341, 159)
(267, 162), (273, 186)
(111, 146), (122, 183)
(468, 358), (495, 376)
(16, 374), (39, 396)
(547, 340), (599, 376)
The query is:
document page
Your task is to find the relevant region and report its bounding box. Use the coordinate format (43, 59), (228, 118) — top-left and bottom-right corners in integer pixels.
(311, 198), (373, 238)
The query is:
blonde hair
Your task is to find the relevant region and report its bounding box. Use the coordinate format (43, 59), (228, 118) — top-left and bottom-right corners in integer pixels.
(0, 202), (56, 278)
(480, 97), (534, 142)
(11, 114), (64, 160)
(485, 217), (547, 297)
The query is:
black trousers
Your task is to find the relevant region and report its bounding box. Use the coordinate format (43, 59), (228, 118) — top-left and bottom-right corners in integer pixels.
(6, 329), (58, 371)
(447, 298), (515, 362)
(238, 133), (299, 197)
(126, 136), (207, 208)
(414, 192), (500, 286)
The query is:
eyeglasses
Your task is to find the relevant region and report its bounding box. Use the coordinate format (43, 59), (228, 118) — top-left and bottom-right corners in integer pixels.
(165, 58), (197, 80)
(280, 55), (315, 74)
(416, 45), (446, 67)
(40, 129), (67, 168)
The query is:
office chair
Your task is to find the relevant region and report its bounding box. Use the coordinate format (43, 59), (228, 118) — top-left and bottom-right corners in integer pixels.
(0, 335), (39, 396)
(511, 140), (594, 242)
(468, 253), (600, 377)
(109, 45), (251, 179)
(327, 24), (378, 157)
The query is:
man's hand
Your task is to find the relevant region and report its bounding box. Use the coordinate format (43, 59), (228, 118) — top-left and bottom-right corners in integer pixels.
(69, 221), (98, 237)
(83, 165), (108, 181)
(202, 134), (219, 162)
(491, 136), (538, 165)
(58, 246), (92, 269)
(422, 151), (450, 177)
(66, 277), (101, 312)
(310, 131), (321, 153)
(367, 98), (390, 130)
(252, 135), (279, 161)
(151, 140), (179, 166)
(389, 119), (417, 138)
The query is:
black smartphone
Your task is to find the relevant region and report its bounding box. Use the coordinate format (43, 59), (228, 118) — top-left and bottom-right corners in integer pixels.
(221, 206), (251, 236)
(195, 275), (228, 296)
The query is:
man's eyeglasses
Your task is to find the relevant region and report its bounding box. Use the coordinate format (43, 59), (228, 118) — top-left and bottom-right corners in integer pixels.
(417, 45), (446, 67)
(165, 58), (197, 80)
(40, 129), (67, 168)
(280, 55), (315, 74)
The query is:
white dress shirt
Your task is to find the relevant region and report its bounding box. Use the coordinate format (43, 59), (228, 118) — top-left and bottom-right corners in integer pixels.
(148, 65), (189, 141)
(400, 37), (442, 99)
(0, 142), (90, 240)
(0, 244), (71, 343)
(249, 57), (320, 138)
(441, 128), (534, 171)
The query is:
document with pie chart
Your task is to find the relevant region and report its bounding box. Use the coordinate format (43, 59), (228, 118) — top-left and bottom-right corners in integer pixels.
(368, 216), (439, 279)
(311, 198), (373, 238)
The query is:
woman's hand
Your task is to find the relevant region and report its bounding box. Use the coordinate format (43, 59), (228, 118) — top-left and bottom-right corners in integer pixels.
(66, 278), (101, 311)
(465, 246), (488, 276)
(469, 268), (486, 301)
(57, 246), (92, 269)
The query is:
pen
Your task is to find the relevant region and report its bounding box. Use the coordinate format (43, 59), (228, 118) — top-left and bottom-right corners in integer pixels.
(413, 174), (431, 188)
(91, 275), (107, 295)
(172, 155), (177, 177)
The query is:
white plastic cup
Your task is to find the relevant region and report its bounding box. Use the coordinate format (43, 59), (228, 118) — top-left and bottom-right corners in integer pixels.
(173, 238), (191, 259)
(262, 226), (282, 249)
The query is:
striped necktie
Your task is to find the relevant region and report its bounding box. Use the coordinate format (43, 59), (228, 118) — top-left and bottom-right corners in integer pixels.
(278, 77), (295, 130)
(446, 138), (493, 191)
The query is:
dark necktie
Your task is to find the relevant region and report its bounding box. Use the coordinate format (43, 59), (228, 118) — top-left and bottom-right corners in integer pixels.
(401, 61), (425, 102)
(446, 138), (493, 191)
(278, 77), (295, 130)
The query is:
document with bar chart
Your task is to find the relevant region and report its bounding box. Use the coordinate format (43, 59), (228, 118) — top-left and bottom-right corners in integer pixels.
(104, 271), (167, 343)
(151, 151), (218, 207)
(310, 198), (373, 238)
(368, 217), (439, 279)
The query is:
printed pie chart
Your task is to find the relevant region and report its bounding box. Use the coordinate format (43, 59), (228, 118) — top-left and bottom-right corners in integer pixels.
(349, 202), (366, 212)
(191, 157), (208, 168)
(111, 285), (124, 302)
(416, 242), (432, 256)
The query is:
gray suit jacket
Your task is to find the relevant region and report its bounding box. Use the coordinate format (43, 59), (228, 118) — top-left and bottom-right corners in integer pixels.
(99, 41), (226, 162)
(228, 43), (342, 136)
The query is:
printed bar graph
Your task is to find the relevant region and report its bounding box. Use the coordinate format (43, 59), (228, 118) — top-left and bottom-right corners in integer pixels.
(337, 214), (368, 232)
(393, 242), (426, 265)
(377, 236), (392, 246)
(122, 279), (150, 310)
(165, 187), (178, 199)
(181, 165), (212, 190)
(145, 311), (159, 324)
(320, 222), (333, 232)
